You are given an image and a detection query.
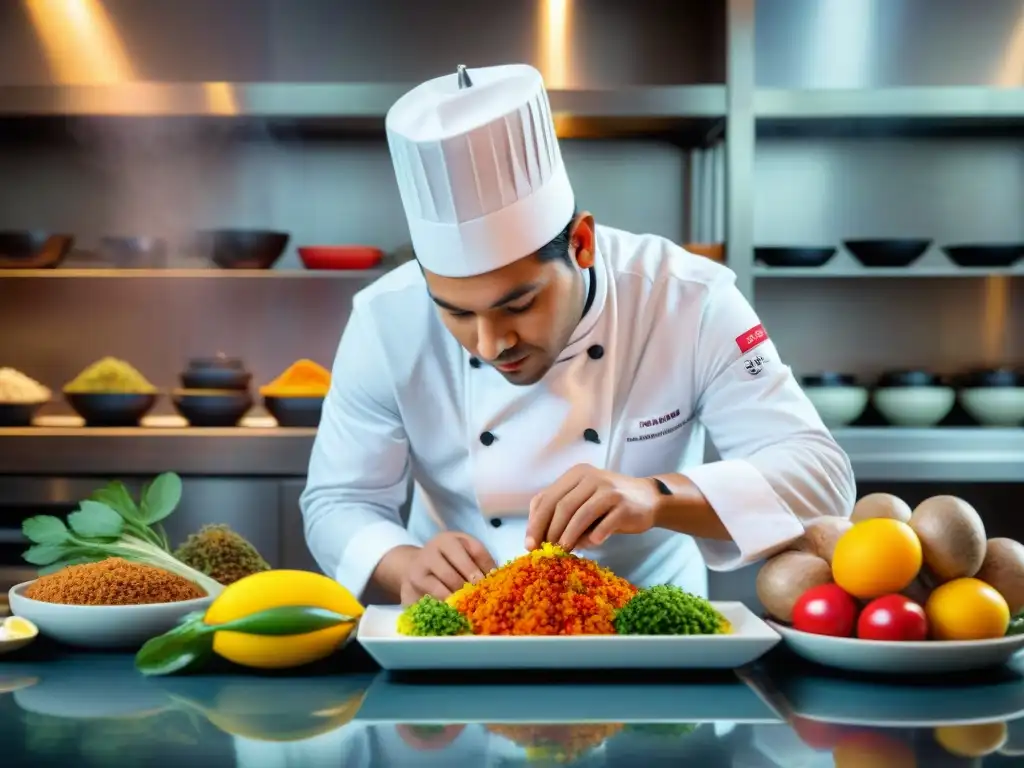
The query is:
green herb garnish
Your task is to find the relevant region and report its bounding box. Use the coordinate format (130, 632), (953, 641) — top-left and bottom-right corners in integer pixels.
(397, 595), (472, 636)
(614, 585), (727, 635)
(21, 472), (222, 596)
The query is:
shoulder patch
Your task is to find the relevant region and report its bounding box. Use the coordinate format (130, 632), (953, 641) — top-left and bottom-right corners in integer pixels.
(736, 324), (768, 354)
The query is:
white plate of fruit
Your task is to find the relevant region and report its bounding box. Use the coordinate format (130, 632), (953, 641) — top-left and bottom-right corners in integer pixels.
(758, 492), (1024, 674)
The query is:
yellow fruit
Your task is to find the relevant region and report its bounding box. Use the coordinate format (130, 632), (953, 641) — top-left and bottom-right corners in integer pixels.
(925, 577), (1009, 640)
(833, 731), (917, 768)
(934, 722), (1007, 757)
(832, 519), (923, 599)
(1, 616), (38, 640)
(204, 570), (364, 669)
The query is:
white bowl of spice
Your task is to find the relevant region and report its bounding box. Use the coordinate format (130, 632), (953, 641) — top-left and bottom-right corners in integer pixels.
(9, 558), (214, 649)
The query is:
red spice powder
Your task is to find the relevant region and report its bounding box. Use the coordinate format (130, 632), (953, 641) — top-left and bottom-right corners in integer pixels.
(447, 543), (637, 635)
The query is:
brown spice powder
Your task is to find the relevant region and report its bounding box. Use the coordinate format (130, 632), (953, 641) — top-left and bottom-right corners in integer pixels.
(25, 557), (206, 605)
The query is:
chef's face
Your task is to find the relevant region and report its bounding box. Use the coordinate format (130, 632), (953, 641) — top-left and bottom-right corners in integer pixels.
(424, 212), (596, 386)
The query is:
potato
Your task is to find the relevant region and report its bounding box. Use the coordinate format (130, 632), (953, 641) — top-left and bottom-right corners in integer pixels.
(851, 493), (913, 524)
(910, 496), (987, 582)
(792, 517), (853, 565)
(756, 551), (833, 623)
(976, 538), (1024, 615)
(900, 576), (933, 606)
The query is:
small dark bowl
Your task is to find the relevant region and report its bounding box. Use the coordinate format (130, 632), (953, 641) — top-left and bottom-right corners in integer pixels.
(64, 392), (158, 427)
(801, 372), (859, 387)
(97, 236), (169, 269)
(0, 402), (46, 427)
(942, 244), (1024, 269)
(876, 370), (944, 388)
(264, 396), (324, 428)
(843, 239), (931, 268)
(0, 231), (75, 269)
(193, 229), (290, 270)
(180, 357), (251, 390)
(955, 367), (1023, 389)
(755, 247), (836, 268)
(173, 389), (253, 427)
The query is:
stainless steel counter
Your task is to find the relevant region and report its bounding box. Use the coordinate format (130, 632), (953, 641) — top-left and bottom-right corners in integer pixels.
(0, 426), (1021, 482)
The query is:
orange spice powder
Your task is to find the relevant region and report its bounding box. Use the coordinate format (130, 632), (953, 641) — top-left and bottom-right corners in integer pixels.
(446, 543), (637, 635)
(25, 558), (205, 605)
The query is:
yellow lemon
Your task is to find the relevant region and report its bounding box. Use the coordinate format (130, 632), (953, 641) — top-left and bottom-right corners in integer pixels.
(831, 518), (922, 599)
(204, 570), (364, 669)
(925, 578), (1009, 641)
(2, 617), (38, 640)
(934, 722), (1007, 757)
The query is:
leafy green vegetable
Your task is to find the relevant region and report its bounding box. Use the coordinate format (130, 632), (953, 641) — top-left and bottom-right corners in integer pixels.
(21, 472), (222, 596)
(1007, 614), (1024, 636)
(397, 595), (472, 636)
(135, 606), (357, 676)
(614, 585), (727, 636)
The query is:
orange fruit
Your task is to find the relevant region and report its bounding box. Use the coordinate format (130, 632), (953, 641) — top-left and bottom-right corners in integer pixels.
(833, 731), (916, 768)
(934, 722), (1007, 757)
(925, 578), (1010, 640)
(831, 519), (922, 599)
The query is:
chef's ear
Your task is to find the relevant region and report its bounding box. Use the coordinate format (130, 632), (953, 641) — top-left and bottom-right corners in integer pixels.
(570, 211), (595, 269)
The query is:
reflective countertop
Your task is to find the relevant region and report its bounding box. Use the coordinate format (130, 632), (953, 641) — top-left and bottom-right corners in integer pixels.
(2, 640), (1024, 767)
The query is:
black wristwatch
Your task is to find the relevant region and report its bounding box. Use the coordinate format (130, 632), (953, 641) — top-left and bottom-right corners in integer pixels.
(650, 477), (673, 496)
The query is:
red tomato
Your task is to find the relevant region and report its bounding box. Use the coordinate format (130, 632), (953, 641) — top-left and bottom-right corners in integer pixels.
(789, 716), (854, 750)
(792, 583), (859, 637)
(857, 594), (928, 641)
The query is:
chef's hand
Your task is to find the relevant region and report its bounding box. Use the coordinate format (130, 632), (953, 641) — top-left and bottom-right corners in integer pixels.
(399, 532), (497, 606)
(526, 464), (660, 552)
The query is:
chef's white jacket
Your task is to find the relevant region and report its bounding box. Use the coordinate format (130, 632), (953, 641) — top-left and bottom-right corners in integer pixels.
(301, 225), (856, 600)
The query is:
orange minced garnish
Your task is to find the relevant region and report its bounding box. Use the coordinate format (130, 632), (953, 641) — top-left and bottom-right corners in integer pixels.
(446, 542), (638, 635)
(258, 359), (331, 397)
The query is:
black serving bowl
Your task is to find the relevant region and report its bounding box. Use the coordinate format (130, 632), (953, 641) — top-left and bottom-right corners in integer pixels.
(0, 401), (47, 427)
(264, 395), (324, 428)
(193, 229), (290, 270)
(755, 247), (836, 268)
(172, 389), (253, 427)
(954, 367), (1023, 389)
(942, 244), (1024, 269)
(843, 239), (931, 268)
(0, 231), (75, 269)
(876, 369), (945, 388)
(64, 392), (158, 427)
(179, 356), (252, 391)
(800, 372), (859, 387)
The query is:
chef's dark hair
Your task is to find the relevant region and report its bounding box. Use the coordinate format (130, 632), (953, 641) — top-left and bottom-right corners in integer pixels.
(534, 209), (579, 266)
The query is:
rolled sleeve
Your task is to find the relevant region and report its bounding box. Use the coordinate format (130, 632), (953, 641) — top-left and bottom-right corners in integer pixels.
(686, 272), (856, 569)
(300, 299), (415, 601)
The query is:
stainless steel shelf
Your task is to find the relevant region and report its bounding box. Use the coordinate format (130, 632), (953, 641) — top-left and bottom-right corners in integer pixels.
(834, 428), (1024, 483)
(0, 82), (727, 119)
(755, 264), (1024, 278)
(0, 426), (316, 476)
(756, 87), (1024, 120)
(0, 268), (388, 279)
(0, 426), (1019, 482)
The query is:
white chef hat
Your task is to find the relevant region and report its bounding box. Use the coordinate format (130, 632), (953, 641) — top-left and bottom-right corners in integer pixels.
(385, 64), (575, 278)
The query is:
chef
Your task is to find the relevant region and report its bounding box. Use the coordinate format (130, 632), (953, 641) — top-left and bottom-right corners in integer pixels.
(300, 63), (856, 605)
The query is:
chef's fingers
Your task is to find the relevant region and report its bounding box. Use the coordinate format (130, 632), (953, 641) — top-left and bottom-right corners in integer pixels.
(559, 491), (617, 551)
(584, 508), (623, 548)
(441, 536), (487, 585)
(454, 533), (497, 575)
(527, 476), (582, 550)
(425, 546), (467, 592)
(547, 480), (598, 549)
(409, 573), (452, 602)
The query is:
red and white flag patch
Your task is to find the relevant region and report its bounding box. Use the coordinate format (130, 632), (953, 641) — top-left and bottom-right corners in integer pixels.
(735, 324), (768, 354)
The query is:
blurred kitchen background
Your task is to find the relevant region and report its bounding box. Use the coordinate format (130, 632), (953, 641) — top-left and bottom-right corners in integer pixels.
(0, 0), (1021, 609)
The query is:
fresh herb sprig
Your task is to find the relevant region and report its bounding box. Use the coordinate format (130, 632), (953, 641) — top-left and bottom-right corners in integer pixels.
(21, 472), (223, 596)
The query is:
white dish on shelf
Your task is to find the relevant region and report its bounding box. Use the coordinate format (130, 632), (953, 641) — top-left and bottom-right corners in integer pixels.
(356, 603), (781, 671)
(0, 615), (39, 655)
(30, 414), (280, 429)
(960, 387), (1024, 427)
(8, 581), (214, 650)
(767, 619), (1024, 674)
(873, 386), (955, 427)
(804, 386), (868, 427)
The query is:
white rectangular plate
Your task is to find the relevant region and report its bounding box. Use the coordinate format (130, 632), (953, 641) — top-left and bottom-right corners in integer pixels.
(356, 602), (781, 671)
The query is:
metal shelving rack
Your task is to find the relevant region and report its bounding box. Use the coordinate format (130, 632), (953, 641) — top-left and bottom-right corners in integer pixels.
(0, 0), (1020, 482)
